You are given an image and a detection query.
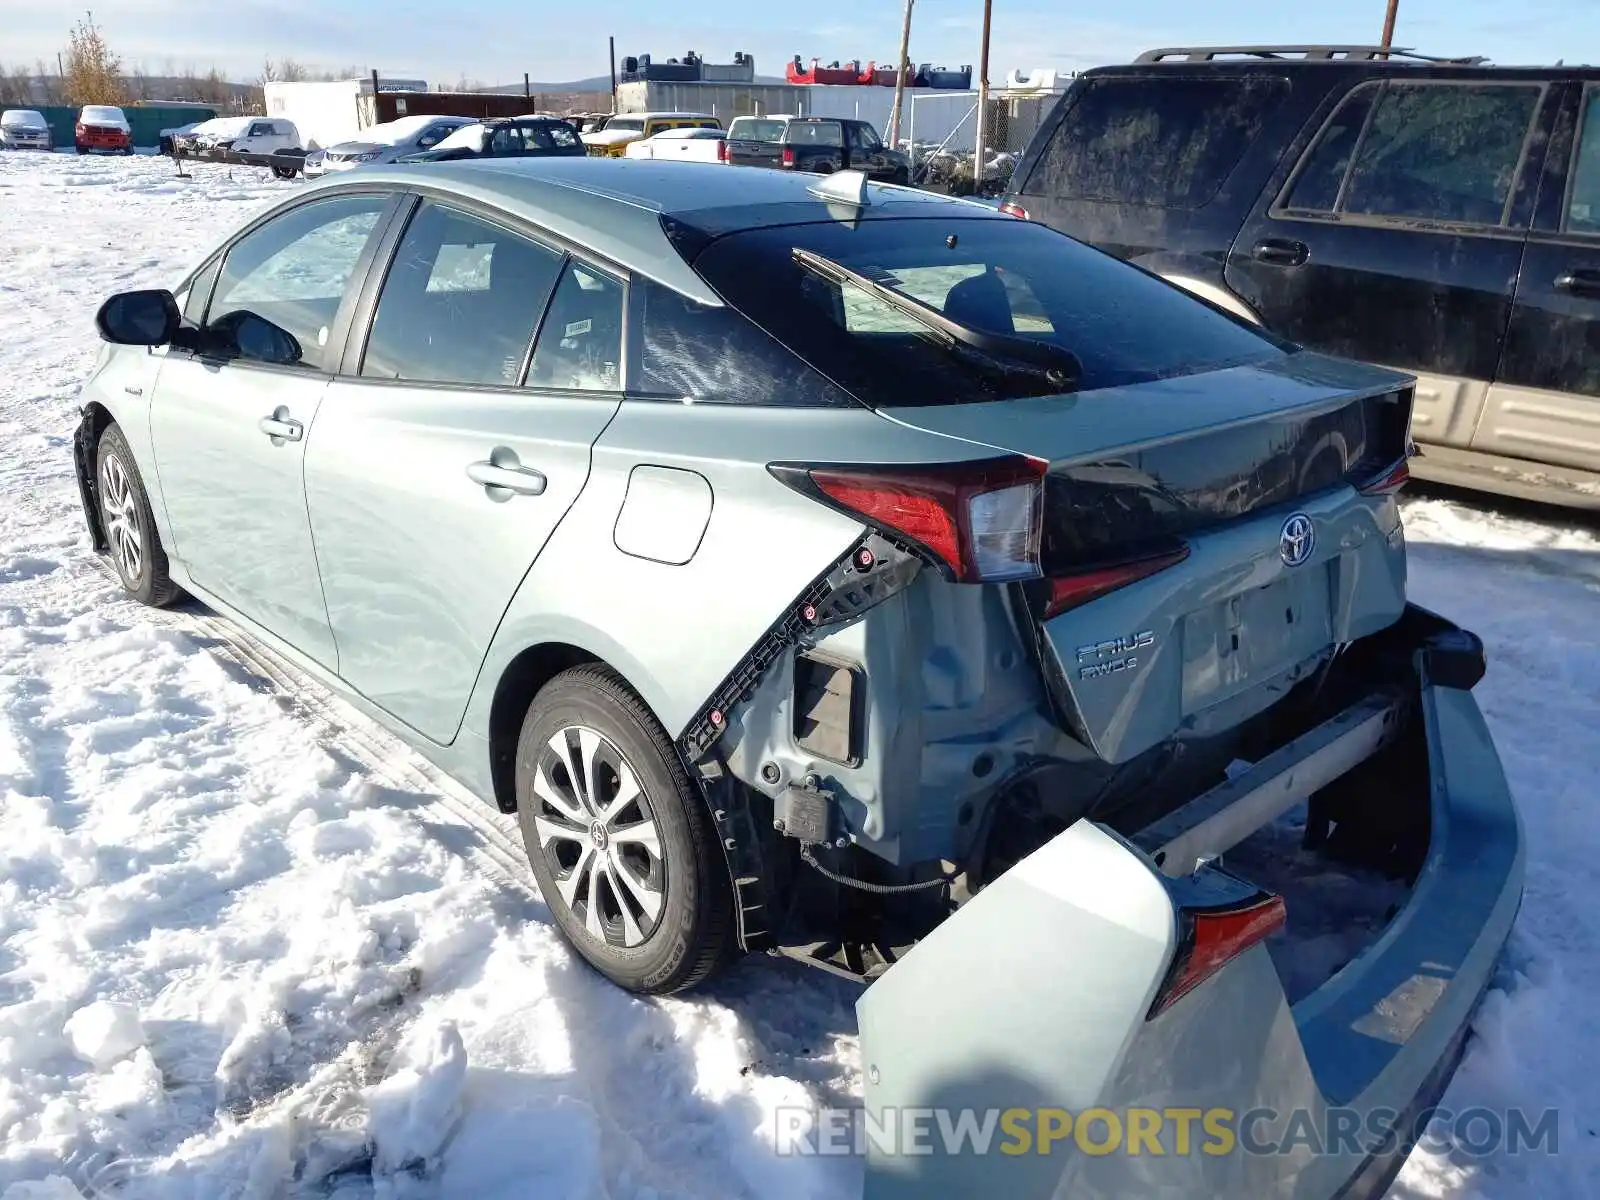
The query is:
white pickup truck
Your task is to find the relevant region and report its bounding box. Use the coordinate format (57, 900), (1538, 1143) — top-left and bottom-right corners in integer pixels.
(621, 126), (728, 162)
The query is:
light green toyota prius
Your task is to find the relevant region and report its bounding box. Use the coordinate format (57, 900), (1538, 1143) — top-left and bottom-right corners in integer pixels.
(76, 157), (1522, 1198)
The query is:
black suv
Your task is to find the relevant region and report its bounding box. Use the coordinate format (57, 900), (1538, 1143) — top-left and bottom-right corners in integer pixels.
(1002, 45), (1600, 508)
(728, 116), (910, 184)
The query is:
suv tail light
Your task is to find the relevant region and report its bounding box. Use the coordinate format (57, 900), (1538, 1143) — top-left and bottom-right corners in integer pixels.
(717, 139), (729, 162)
(770, 458), (1046, 582)
(1148, 890), (1286, 1019)
(781, 146), (796, 167)
(998, 201), (1030, 219)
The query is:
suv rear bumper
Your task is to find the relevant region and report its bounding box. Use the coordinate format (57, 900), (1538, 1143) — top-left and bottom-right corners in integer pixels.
(854, 608), (1522, 1199)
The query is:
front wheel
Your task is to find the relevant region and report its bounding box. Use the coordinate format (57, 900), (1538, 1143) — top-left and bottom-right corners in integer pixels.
(515, 665), (735, 994)
(96, 424), (183, 607)
(271, 164), (297, 180)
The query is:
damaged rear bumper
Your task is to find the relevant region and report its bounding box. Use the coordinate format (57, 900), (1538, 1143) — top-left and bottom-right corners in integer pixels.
(853, 607), (1524, 1198)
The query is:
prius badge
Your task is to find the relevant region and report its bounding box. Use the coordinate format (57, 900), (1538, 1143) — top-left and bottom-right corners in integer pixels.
(1279, 513), (1315, 568)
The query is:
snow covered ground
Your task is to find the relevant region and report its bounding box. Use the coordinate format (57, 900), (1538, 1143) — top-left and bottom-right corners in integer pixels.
(0, 151), (1596, 1199)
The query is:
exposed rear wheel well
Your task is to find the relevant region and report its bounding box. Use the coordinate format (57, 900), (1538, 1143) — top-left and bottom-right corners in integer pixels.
(76, 402), (117, 551)
(487, 642), (600, 812)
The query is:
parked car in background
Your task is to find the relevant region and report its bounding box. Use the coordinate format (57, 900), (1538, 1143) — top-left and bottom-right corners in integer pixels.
(158, 121), (204, 156)
(77, 155), (1520, 1200)
(720, 114), (793, 169)
(775, 116), (910, 182)
(183, 117), (252, 158)
(399, 117), (585, 163)
(622, 126), (727, 161)
(75, 105), (131, 155)
(1, 109), (52, 151)
(220, 117), (302, 160)
(581, 112), (720, 157)
(1003, 44), (1600, 508)
(305, 115), (476, 177)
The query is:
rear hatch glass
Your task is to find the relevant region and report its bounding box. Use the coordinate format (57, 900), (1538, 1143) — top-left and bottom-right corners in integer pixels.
(690, 215), (1290, 407)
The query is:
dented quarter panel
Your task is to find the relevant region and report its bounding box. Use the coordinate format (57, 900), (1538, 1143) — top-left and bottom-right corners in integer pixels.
(457, 398), (1006, 747)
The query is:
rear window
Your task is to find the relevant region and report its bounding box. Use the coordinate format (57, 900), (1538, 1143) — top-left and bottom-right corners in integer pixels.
(1021, 74), (1288, 210)
(784, 121), (844, 147)
(690, 217), (1287, 407)
(728, 118), (786, 142)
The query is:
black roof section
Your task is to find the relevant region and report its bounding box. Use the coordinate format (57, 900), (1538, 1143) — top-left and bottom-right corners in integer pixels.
(1135, 45), (1490, 66)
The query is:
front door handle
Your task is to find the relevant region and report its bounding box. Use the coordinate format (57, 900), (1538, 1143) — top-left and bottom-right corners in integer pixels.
(257, 406), (303, 443)
(467, 450), (547, 497)
(1554, 268), (1600, 298)
(1253, 238), (1310, 267)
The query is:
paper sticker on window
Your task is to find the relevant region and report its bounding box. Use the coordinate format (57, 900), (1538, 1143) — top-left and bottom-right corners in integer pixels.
(565, 319), (592, 337)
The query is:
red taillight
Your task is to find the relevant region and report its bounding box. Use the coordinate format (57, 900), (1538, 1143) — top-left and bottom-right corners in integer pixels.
(772, 458), (1047, 582)
(998, 201), (1030, 219)
(781, 146), (796, 167)
(717, 140), (729, 162)
(1149, 892), (1286, 1019)
(1357, 455), (1412, 496)
(1042, 547), (1191, 619)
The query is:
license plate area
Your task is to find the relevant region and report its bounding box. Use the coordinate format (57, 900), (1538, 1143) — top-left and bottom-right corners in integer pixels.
(1181, 562), (1333, 715)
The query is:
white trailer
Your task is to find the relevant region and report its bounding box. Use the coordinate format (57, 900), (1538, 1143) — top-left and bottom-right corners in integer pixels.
(264, 77), (428, 151)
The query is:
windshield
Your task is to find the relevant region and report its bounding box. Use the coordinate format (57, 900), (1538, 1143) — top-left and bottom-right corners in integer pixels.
(604, 118), (644, 133)
(359, 116), (453, 146)
(81, 106), (126, 125)
(728, 118), (786, 143)
(2, 110), (46, 128)
(691, 217), (1288, 406)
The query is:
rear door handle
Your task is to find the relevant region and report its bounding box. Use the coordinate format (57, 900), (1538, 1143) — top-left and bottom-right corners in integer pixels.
(257, 406), (302, 443)
(1252, 238), (1310, 267)
(467, 452), (547, 497)
(1554, 268), (1600, 298)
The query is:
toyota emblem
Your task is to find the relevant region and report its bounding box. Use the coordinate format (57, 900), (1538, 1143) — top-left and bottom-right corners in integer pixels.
(1279, 513), (1315, 568)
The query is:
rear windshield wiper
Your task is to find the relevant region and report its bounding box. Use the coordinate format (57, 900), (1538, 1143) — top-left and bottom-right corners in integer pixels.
(792, 246), (1081, 390)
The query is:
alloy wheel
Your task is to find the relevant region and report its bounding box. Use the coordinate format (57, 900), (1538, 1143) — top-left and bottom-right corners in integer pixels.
(531, 725), (666, 948)
(99, 451), (142, 583)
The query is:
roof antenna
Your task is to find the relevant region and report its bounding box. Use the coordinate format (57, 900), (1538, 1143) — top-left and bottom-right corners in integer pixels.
(807, 169), (872, 208)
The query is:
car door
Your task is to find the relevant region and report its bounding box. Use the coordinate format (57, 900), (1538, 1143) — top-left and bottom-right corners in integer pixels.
(846, 121), (890, 177)
(1226, 76), (1556, 450)
(148, 190), (398, 668)
(1487, 81), (1600, 472)
(306, 196), (626, 743)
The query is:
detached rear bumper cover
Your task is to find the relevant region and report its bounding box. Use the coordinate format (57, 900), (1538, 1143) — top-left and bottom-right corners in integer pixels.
(856, 620), (1523, 1199)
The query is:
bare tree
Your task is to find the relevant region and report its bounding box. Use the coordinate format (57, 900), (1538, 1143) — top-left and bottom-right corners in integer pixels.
(34, 59), (61, 103)
(0, 64), (32, 104)
(63, 11), (124, 105)
(258, 56), (307, 86)
(126, 60), (151, 100)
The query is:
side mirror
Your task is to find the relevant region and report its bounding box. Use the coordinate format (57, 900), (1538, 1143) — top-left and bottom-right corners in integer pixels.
(208, 309), (303, 366)
(95, 289), (180, 346)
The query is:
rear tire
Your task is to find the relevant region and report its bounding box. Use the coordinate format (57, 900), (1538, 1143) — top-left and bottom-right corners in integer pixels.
(96, 424), (183, 607)
(271, 164), (297, 180)
(514, 665), (735, 994)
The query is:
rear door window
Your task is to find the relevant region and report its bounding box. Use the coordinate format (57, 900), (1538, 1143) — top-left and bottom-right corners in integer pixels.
(786, 121), (844, 147)
(1283, 81), (1542, 226)
(360, 201), (564, 386)
(1021, 74), (1288, 209)
(1566, 87), (1600, 235)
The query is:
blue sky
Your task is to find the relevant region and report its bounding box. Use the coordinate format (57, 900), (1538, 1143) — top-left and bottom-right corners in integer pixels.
(1, 0), (1593, 85)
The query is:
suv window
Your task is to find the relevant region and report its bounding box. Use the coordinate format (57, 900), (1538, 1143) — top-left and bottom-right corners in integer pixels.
(1023, 75), (1287, 210)
(1287, 81), (1541, 226)
(1567, 87), (1600, 235)
(208, 194), (388, 371)
(525, 261), (624, 391)
(693, 217), (1286, 407)
(1344, 82), (1541, 225)
(361, 201), (564, 387)
(849, 123), (883, 152)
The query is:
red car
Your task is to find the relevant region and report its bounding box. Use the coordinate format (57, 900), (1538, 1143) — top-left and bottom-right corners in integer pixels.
(75, 105), (132, 155)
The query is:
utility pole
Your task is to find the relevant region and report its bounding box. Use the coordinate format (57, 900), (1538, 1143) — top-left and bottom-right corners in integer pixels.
(887, 0), (915, 148)
(1380, 0), (1399, 53)
(973, 0), (993, 192)
(609, 36), (618, 113)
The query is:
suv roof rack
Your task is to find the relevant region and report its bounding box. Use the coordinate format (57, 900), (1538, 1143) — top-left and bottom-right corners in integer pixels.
(1135, 45), (1490, 66)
